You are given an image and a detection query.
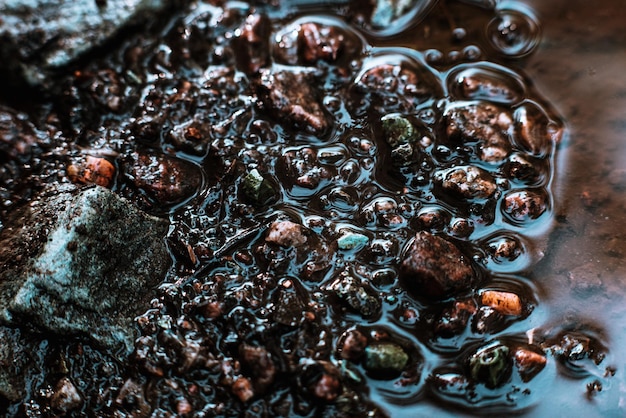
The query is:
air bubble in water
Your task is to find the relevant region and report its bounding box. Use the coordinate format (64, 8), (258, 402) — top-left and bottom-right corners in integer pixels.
(487, 8), (541, 57)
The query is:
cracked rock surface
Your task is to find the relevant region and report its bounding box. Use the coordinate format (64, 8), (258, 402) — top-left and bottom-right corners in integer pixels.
(0, 185), (169, 351)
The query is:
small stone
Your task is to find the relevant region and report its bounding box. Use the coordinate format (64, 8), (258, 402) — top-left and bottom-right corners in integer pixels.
(338, 329), (368, 361)
(434, 299), (477, 338)
(255, 69), (330, 134)
(300, 362), (343, 403)
(67, 156), (116, 188)
(337, 232), (369, 250)
(468, 341), (512, 388)
(381, 114), (416, 148)
(241, 169), (275, 207)
(400, 231), (475, 299)
(445, 102), (513, 163)
(326, 272), (381, 318)
(514, 347), (547, 382)
(312, 373), (341, 402)
(364, 342), (409, 377)
(435, 165), (497, 199)
(266, 220), (308, 247)
(126, 150), (202, 207)
(232, 376), (254, 403)
(279, 147), (332, 189)
(480, 290), (523, 316)
(502, 189), (548, 222)
(50, 378), (82, 413)
(273, 18), (363, 66)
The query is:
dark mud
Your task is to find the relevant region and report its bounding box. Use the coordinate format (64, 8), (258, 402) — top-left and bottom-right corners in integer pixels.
(0, 0), (625, 417)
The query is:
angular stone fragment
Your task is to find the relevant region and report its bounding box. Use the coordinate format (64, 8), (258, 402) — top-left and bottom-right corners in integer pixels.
(273, 18), (364, 66)
(400, 231), (475, 299)
(266, 220), (308, 248)
(435, 165), (497, 199)
(0, 0), (173, 87)
(255, 69), (331, 134)
(0, 185), (170, 351)
(241, 169), (275, 207)
(326, 271), (381, 318)
(445, 102), (513, 163)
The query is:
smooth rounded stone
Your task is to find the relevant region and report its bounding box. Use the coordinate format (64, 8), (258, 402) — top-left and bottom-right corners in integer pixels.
(468, 341), (512, 388)
(0, 185), (170, 352)
(381, 114), (417, 148)
(364, 342), (409, 376)
(0, 0), (174, 87)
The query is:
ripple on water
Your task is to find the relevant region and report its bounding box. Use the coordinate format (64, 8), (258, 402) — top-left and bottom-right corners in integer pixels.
(486, 6), (541, 58)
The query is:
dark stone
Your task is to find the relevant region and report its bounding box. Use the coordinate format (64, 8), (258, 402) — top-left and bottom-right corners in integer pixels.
(400, 231), (475, 299)
(255, 69), (331, 135)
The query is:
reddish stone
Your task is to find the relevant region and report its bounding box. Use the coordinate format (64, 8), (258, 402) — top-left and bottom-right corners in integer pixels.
(400, 231), (475, 299)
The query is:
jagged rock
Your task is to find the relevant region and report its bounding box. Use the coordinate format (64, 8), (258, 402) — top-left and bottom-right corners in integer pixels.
(0, 0), (174, 87)
(0, 185), (170, 352)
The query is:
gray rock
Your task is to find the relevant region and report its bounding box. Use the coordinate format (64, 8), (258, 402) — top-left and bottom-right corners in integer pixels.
(0, 185), (170, 352)
(0, 0), (173, 87)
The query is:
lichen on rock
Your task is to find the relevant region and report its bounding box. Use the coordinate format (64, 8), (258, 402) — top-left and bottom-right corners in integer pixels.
(0, 185), (170, 352)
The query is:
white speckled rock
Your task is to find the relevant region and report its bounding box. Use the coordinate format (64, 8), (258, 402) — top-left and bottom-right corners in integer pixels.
(0, 185), (169, 352)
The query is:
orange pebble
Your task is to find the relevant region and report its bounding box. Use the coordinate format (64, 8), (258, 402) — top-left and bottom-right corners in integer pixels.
(480, 290), (523, 316)
(67, 156), (115, 187)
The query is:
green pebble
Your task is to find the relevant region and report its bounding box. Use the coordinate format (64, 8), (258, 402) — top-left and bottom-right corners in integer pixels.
(364, 342), (409, 375)
(242, 169), (274, 206)
(381, 114), (416, 148)
(468, 342), (511, 388)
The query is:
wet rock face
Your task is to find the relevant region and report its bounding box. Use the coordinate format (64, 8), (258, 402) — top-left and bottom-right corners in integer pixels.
(0, 0), (173, 87)
(0, 185), (169, 351)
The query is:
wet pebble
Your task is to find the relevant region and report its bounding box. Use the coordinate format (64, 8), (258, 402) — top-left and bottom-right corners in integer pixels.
(364, 342), (409, 377)
(326, 271), (381, 318)
(255, 69), (331, 135)
(502, 189), (548, 223)
(435, 165), (497, 200)
(445, 102), (513, 163)
(126, 150), (202, 206)
(400, 231), (476, 299)
(467, 341), (512, 388)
